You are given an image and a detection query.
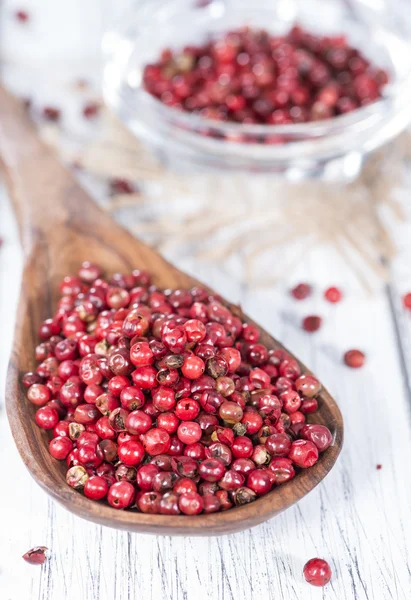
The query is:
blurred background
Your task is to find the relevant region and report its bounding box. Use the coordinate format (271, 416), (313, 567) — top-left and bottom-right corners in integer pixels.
(2, 0), (411, 293)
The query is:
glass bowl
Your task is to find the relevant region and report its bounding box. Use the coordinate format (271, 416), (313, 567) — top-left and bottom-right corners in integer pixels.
(103, 0), (411, 180)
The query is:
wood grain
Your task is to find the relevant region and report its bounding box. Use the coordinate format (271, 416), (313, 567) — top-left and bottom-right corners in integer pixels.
(0, 86), (342, 535)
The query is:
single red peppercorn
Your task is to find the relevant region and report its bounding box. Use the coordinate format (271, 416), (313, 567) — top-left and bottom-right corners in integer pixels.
(344, 349), (365, 368)
(118, 439), (145, 466)
(324, 286), (342, 303)
(246, 469), (273, 495)
(27, 383), (51, 407)
(303, 558), (332, 587)
(143, 427), (171, 455)
(49, 436), (73, 460)
(35, 406), (59, 430)
(84, 475), (109, 500)
(15, 10), (30, 23)
(291, 283), (312, 300)
(181, 355), (205, 380)
(289, 439), (319, 468)
(42, 106), (61, 122)
(178, 492), (204, 515)
(300, 424), (333, 452)
(268, 458), (295, 484)
(231, 436), (253, 459)
(22, 546), (48, 565)
(198, 458), (226, 482)
(138, 491), (162, 513)
(177, 421), (202, 445)
(302, 315), (322, 333)
(109, 178), (135, 195)
(403, 292), (411, 310)
(107, 481), (135, 509)
(83, 102), (100, 119)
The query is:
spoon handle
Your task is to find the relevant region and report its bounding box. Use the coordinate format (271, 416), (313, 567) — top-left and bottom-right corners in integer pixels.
(0, 86), (103, 258)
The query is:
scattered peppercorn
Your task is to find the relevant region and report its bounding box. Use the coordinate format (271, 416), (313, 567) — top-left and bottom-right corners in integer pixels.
(376, 464), (382, 470)
(303, 558), (332, 587)
(42, 106), (61, 122)
(109, 178), (135, 195)
(15, 10), (29, 23)
(291, 283), (312, 300)
(22, 546), (48, 565)
(324, 286), (343, 303)
(343, 349), (365, 368)
(302, 315), (322, 333)
(83, 102), (100, 119)
(403, 293), (411, 311)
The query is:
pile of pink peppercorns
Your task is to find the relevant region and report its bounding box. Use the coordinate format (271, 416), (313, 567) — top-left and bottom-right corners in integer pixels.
(23, 262), (333, 515)
(143, 25), (388, 128)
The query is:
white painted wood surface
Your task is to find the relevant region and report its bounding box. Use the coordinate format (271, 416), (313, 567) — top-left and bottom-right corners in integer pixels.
(1, 2), (411, 599)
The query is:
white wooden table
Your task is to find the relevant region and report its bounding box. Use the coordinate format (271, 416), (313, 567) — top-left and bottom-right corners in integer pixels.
(1, 176), (411, 600)
(1, 2), (411, 599)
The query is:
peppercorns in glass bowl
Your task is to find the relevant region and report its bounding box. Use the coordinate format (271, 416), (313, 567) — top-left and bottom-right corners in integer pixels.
(103, 0), (411, 180)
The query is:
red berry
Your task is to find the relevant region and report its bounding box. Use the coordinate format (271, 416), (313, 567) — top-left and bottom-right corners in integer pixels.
(288, 439), (319, 468)
(295, 374), (321, 397)
(83, 103), (100, 119)
(265, 433), (291, 457)
(126, 410), (152, 435)
(324, 286), (342, 303)
(178, 492), (204, 515)
(198, 458), (226, 482)
(118, 440), (145, 466)
(231, 436), (253, 458)
(175, 398), (200, 421)
(344, 349), (365, 368)
(35, 406), (59, 430)
(107, 481), (135, 509)
(174, 478), (198, 495)
(138, 491), (162, 513)
(15, 10), (30, 23)
(49, 436), (73, 460)
(184, 319), (206, 342)
(42, 106), (61, 122)
(268, 457), (295, 484)
(181, 355), (205, 380)
(177, 421), (202, 445)
(84, 475), (109, 500)
(246, 469), (273, 495)
(300, 424), (333, 452)
(302, 315), (322, 333)
(109, 178), (135, 195)
(303, 558), (332, 587)
(403, 292), (411, 310)
(291, 283), (312, 300)
(22, 546), (48, 565)
(152, 386), (176, 412)
(27, 383), (50, 406)
(137, 464), (160, 491)
(143, 428), (171, 455)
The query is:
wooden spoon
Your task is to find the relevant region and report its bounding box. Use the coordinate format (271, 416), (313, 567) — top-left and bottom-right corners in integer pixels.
(0, 87), (343, 535)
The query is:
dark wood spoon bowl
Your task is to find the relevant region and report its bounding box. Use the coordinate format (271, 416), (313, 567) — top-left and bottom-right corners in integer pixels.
(0, 87), (343, 535)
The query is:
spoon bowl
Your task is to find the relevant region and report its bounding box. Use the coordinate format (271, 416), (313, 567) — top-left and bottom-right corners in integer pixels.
(0, 87), (343, 535)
